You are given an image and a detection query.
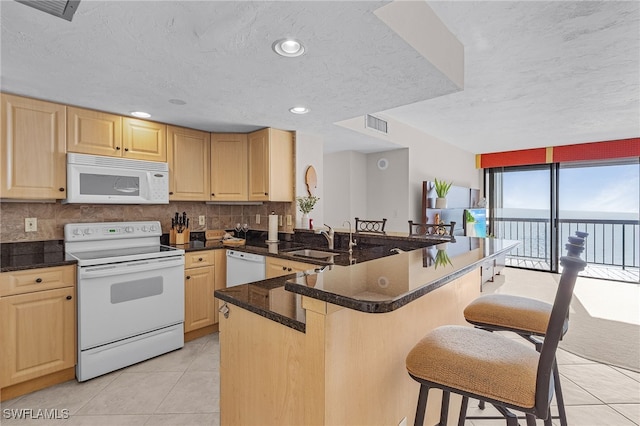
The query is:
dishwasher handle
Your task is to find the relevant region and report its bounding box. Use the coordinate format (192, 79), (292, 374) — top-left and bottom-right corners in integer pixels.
(226, 250), (265, 264)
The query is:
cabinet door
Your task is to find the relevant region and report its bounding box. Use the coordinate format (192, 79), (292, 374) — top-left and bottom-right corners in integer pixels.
(184, 266), (216, 333)
(213, 250), (226, 325)
(0, 94), (67, 199)
(287, 260), (318, 274)
(248, 128), (294, 202)
(266, 128), (294, 202)
(0, 286), (76, 387)
(67, 106), (123, 157)
(265, 257), (292, 278)
(265, 257), (317, 279)
(167, 126), (210, 200)
(248, 128), (270, 201)
(122, 118), (167, 162)
(211, 133), (248, 201)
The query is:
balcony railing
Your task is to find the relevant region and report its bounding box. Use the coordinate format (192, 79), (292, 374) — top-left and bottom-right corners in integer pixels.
(493, 217), (639, 283)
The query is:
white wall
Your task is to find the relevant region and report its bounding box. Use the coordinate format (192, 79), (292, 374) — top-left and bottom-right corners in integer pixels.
(295, 132), (324, 228)
(402, 125), (482, 222)
(322, 117), (482, 233)
(323, 151), (367, 230)
(366, 149), (409, 232)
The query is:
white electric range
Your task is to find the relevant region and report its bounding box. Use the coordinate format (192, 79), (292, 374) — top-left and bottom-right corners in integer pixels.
(64, 221), (185, 382)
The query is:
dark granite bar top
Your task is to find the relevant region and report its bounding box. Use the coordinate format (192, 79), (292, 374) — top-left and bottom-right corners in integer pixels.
(215, 236), (520, 333)
(1, 240), (77, 272)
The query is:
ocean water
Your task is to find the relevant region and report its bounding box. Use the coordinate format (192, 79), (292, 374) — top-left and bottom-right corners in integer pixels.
(494, 208), (639, 267)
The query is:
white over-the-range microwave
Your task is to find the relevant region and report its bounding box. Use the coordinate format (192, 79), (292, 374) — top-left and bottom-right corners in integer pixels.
(64, 153), (169, 204)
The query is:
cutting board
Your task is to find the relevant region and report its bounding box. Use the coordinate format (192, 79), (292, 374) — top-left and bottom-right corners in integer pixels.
(305, 165), (317, 196)
(205, 229), (226, 241)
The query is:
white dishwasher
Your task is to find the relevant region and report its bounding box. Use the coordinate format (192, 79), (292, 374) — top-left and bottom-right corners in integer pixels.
(226, 250), (266, 287)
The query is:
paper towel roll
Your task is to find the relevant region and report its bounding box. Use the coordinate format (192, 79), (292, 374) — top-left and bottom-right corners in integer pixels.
(267, 213), (278, 242)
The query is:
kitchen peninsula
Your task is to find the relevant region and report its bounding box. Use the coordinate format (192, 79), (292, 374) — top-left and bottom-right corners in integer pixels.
(215, 236), (518, 426)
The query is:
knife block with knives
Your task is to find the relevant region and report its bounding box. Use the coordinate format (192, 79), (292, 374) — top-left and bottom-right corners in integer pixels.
(170, 212), (190, 245)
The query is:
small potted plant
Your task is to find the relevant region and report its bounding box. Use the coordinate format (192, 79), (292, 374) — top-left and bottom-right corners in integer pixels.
(296, 195), (319, 229)
(434, 178), (452, 209)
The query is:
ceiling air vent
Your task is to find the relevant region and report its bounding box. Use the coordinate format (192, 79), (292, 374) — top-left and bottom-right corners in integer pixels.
(15, 0), (81, 22)
(365, 114), (388, 134)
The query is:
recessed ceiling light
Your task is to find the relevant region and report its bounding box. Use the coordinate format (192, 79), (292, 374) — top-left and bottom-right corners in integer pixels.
(130, 111), (151, 118)
(289, 106), (310, 114)
(273, 38), (305, 57)
(168, 99), (186, 105)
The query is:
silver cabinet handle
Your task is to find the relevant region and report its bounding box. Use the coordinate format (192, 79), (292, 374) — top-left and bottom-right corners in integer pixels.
(219, 302), (230, 319)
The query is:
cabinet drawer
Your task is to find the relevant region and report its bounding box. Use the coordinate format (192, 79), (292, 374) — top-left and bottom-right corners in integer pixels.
(185, 250), (215, 269)
(0, 265), (76, 297)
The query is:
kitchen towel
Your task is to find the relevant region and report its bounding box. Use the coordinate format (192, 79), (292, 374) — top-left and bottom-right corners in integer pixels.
(267, 213), (278, 242)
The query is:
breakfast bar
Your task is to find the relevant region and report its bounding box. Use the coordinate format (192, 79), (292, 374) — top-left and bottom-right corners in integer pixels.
(215, 237), (518, 425)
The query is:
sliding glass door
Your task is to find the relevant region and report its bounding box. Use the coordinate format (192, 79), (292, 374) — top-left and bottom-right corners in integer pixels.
(487, 158), (639, 282)
(487, 164), (555, 272)
(559, 159), (639, 281)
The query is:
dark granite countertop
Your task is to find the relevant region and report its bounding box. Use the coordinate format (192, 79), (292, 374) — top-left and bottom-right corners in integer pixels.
(1, 240), (77, 272)
(215, 236), (520, 332)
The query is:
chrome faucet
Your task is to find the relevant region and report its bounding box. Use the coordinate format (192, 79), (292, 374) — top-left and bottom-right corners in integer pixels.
(343, 220), (357, 254)
(317, 224), (334, 250)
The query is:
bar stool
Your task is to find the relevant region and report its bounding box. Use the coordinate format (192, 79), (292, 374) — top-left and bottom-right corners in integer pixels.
(405, 237), (586, 426)
(463, 231), (587, 426)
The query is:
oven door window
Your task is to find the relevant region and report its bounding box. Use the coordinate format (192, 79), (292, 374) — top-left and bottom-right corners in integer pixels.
(80, 173), (140, 196)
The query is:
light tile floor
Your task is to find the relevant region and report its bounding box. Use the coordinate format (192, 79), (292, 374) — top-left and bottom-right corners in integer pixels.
(1, 334), (220, 426)
(2, 267), (639, 426)
(2, 332), (638, 425)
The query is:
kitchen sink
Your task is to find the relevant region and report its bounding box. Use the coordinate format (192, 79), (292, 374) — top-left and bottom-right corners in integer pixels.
(286, 249), (339, 259)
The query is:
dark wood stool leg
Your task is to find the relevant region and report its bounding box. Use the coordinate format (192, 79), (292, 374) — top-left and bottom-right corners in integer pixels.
(478, 400), (485, 409)
(414, 384), (429, 426)
(525, 413), (537, 426)
(439, 391), (450, 425)
(458, 396), (469, 426)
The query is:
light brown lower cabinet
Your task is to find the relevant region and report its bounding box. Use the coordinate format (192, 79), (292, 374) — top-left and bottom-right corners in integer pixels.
(183, 250), (226, 341)
(265, 257), (318, 279)
(0, 265), (76, 401)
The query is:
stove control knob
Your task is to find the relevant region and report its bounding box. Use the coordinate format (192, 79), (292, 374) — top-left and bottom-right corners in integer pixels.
(73, 228), (83, 236)
(150, 225), (157, 232)
(125, 226), (134, 233)
(84, 228), (93, 235)
(141, 226), (148, 232)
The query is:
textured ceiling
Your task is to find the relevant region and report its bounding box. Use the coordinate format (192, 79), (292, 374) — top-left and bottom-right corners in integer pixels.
(1, 1), (638, 154)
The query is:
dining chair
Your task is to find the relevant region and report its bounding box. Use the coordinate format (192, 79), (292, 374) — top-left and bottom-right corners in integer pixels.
(355, 217), (387, 234)
(408, 220), (456, 237)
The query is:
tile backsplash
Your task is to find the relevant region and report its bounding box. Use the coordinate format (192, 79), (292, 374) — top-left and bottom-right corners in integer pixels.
(0, 201), (295, 243)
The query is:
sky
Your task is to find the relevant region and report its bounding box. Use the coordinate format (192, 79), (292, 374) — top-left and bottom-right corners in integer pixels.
(501, 162), (640, 217)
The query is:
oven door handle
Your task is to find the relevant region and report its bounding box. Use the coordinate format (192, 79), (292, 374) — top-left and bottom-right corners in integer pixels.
(79, 257), (184, 279)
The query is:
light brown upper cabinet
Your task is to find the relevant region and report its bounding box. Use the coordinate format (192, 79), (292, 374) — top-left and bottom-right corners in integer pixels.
(0, 94), (67, 199)
(123, 118), (167, 162)
(210, 133), (248, 201)
(67, 106), (167, 162)
(248, 128), (294, 202)
(67, 107), (122, 157)
(167, 126), (211, 201)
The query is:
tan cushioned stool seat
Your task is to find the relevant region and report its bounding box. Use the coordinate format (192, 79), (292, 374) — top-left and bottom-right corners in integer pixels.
(406, 325), (539, 408)
(464, 294), (552, 335)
